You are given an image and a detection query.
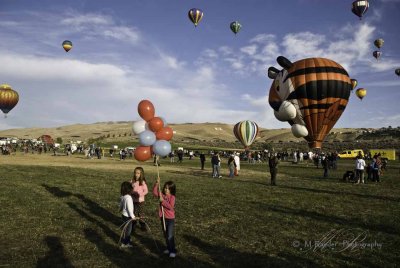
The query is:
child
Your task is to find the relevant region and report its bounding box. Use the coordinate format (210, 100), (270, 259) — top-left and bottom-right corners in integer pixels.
(153, 178), (176, 258)
(131, 167), (148, 230)
(119, 181), (136, 248)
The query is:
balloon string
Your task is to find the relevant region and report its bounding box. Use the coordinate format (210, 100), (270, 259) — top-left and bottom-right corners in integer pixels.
(156, 157), (166, 232)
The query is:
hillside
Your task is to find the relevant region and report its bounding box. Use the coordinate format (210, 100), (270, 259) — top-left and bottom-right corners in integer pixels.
(1, 122), (398, 151)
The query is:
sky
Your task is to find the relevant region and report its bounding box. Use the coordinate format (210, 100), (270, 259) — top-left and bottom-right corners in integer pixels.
(0, 0), (399, 130)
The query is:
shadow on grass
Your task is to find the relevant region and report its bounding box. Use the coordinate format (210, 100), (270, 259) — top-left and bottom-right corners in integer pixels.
(36, 236), (73, 268)
(183, 234), (316, 267)
(166, 168), (212, 178)
(42, 184), (120, 226)
(278, 185), (400, 203)
(254, 203), (399, 236)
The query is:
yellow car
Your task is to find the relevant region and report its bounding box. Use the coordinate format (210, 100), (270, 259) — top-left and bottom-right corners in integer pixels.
(337, 149), (364, 159)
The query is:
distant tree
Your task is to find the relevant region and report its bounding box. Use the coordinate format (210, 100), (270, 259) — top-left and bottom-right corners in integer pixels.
(56, 137), (63, 144)
(124, 133), (127, 137)
(118, 134), (121, 137)
(107, 134), (110, 138)
(112, 134), (115, 138)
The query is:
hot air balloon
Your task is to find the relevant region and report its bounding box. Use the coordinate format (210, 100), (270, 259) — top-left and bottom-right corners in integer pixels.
(62, 40), (73, 52)
(230, 21), (242, 35)
(350, 79), (358, 90)
(352, 0), (369, 20)
(0, 84), (19, 117)
(374, 38), (384, 50)
(188, 8), (203, 27)
(267, 56), (352, 149)
(355, 88), (367, 100)
(395, 68), (400, 76)
(233, 120), (259, 149)
(373, 50), (381, 60)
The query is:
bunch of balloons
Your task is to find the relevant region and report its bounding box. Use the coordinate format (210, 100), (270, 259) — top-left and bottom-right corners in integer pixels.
(132, 100), (173, 162)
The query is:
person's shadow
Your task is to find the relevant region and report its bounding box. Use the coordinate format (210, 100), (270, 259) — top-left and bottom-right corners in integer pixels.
(36, 236), (73, 267)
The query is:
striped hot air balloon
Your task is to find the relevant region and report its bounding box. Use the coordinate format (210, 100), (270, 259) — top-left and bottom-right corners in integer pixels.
(267, 56), (352, 149)
(0, 84), (19, 117)
(351, 0), (369, 20)
(188, 8), (203, 27)
(62, 40), (73, 52)
(233, 120), (259, 149)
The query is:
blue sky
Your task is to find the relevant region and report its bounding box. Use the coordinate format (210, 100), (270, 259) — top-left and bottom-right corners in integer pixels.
(0, 0), (399, 130)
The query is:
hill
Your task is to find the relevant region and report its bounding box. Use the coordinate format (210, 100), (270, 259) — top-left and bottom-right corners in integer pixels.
(1, 122), (399, 151)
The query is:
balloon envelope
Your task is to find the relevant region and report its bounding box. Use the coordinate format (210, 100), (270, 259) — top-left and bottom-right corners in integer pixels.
(350, 79), (358, 90)
(396, 69), (400, 76)
(62, 40), (73, 52)
(351, 0), (369, 19)
(134, 146), (152, 161)
(233, 120), (259, 148)
(374, 38), (384, 49)
(0, 84), (19, 116)
(188, 8), (203, 26)
(230, 21), (241, 34)
(268, 56), (352, 149)
(138, 130), (156, 146)
(373, 51), (381, 60)
(138, 100), (155, 121)
(152, 140), (171, 157)
(355, 88), (367, 100)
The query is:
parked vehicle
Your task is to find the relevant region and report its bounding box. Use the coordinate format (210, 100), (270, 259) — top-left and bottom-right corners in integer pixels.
(337, 149), (364, 159)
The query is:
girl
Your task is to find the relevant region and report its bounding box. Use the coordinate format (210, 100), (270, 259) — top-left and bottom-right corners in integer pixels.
(228, 155), (236, 178)
(131, 167), (148, 230)
(153, 178), (176, 258)
(119, 181), (136, 248)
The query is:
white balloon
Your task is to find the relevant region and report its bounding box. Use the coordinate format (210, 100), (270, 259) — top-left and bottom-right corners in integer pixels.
(291, 124), (308, 138)
(132, 120), (147, 135)
(274, 101), (297, 122)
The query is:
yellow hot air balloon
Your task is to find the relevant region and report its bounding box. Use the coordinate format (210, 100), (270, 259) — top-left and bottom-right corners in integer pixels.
(350, 79), (358, 90)
(0, 84), (19, 117)
(374, 38), (384, 50)
(62, 40), (73, 52)
(268, 56), (352, 149)
(355, 88), (367, 100)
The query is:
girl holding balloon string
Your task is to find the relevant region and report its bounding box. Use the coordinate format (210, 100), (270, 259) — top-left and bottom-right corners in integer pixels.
(131, 167), (149, 231)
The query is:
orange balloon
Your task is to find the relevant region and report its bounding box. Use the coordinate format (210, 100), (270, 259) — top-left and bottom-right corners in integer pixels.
(148, 117), (164, 132)
(138, 100), (155, 121)
(156, 127), (173, 141)
(134, 146), (152, 161)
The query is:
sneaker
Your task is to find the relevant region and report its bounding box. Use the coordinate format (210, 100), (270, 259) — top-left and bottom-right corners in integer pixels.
(169, 253), (176, 258)
(219, 176), (222, 178)
(121, 243), (133, 248)
(163, 249), (170, 255)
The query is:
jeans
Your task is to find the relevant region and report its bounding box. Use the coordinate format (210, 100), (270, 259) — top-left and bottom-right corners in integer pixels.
(121, 215), (132, 244)
(161, 218), (176, 253)
(229, 166), (234, 177)
(212, 164), (220, 177)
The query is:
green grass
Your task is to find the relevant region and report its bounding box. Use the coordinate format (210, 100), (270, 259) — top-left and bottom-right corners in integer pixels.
(1, 157), (400, 267)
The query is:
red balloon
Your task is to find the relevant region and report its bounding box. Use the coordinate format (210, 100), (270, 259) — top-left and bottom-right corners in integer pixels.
(148, 117), (164, 132)
(134, 146), (152, 161)
(138, 100), (155, 121)
(156, 127), (173, 141)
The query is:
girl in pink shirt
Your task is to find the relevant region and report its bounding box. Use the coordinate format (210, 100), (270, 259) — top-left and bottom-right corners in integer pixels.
(131, 167), (148, 230)
(153, 178), (176, 258)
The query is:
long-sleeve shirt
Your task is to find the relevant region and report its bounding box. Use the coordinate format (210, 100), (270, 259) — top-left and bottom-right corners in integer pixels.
(132, 181), (148, 203)
(152, 183), (175, 219)
(120, 194), (135, 219)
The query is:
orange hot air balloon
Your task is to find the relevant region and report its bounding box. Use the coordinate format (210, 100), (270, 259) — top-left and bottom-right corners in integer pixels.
(156, 127), (174, 141)
(267, 56), (352, 149)
(350, 79), (358, 90)
(148, 117), (164, 132)
(138, 100), (155, 121)
(355, 88), (367, 100)
(0, 84), (19, 117)
(134, 146), (152, 161)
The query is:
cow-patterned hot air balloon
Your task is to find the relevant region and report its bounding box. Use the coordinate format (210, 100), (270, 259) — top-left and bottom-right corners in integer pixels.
(62, 40), (73, 52)
(0, 84), (19, 118)
(188, 8), (203, 27)
(233, 120), (259, 149)
(355, 88), (367, 100)
(230, 21), (242, 35)
(374, 38), (384, 50)
(352, 0), (369, 20)
(267, 56), (352, 149)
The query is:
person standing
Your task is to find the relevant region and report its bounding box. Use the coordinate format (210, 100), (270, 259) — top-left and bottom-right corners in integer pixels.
(200, 152), (206, 170)
(268, 153), (279, 186)
(355, 154), (366, 184)
(227, 155), (236, 178)
(211, 152), (222, 178)
(234, 153), (240, 176)
(131, 167), (148, 230)
(119, 181), (136, 248)
(321, 155), (329, 178)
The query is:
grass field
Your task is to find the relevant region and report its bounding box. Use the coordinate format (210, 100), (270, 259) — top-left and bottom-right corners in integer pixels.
(1, 153), (399, 267)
